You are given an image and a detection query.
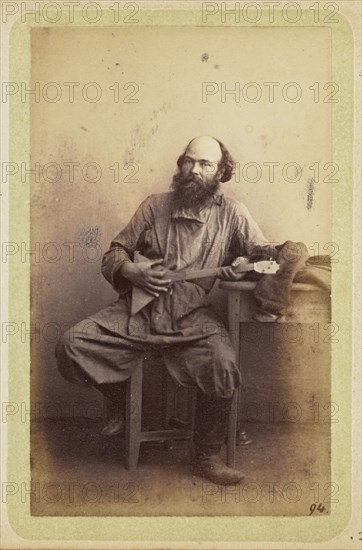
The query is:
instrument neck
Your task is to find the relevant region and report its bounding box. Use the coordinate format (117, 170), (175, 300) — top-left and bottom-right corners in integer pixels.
(167, 263), (255, 282)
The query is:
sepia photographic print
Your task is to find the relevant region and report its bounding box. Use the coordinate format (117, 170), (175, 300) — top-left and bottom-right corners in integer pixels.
(1, 1), (361, 549)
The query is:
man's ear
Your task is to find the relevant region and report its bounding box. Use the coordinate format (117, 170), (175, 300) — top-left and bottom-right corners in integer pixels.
(177, 155), (184, 169)
(218, 166), (226, 182)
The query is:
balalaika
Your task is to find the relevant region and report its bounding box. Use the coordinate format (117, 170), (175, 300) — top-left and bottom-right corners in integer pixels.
(131, 251), (279, 315)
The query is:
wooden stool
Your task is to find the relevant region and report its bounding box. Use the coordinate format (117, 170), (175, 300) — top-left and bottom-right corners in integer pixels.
(104, 353), (239, 470)
(124, 355), (197, 470)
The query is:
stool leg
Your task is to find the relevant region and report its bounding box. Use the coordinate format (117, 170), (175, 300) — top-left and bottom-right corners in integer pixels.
(103, 396), (112, 421)
(236, 383), (246, 445)
(164, 372), (177, 427)
(125, 365), (143, 470)
(187, 388), (197, 460)
(163, 373), (176, 450)
(226, 388), (238, 468)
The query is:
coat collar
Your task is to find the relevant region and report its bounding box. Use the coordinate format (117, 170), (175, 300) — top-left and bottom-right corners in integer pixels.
(171, 194), (223, 224)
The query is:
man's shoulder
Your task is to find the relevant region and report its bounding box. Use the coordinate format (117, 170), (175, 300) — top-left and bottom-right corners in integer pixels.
(138, 192), (174, 219)
(147, 191), (172, 202)
(221, 195), (250, 216)
(143, 192), (173, 208)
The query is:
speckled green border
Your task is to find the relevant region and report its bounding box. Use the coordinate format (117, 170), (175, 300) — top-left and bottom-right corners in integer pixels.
(7, 7), (353, 544)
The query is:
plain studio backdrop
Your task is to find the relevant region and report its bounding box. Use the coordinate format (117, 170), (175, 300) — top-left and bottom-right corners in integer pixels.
(30, 25), (332, 412)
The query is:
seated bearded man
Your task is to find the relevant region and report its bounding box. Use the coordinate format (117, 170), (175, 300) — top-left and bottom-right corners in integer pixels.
(56, 135), (274, 485)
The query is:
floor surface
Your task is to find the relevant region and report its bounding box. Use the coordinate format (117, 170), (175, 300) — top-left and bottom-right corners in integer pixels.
(31, 418), (331, 517)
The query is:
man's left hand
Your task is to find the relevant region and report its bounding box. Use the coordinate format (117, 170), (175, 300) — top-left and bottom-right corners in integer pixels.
(218, 256), (250, 281)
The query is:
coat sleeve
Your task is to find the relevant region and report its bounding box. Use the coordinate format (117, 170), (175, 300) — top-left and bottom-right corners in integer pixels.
(101, 195), (154, 294)
(228, 201), (279, 260)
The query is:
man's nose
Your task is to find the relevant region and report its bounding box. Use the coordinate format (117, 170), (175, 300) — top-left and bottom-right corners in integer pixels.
(191, 161), (202, 175)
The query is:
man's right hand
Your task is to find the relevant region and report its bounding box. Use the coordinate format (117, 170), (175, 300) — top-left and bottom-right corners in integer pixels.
(120, 259), (172, 297)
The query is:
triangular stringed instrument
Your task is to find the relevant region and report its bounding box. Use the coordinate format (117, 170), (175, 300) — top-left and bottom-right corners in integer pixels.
(131, 251), (279, 315)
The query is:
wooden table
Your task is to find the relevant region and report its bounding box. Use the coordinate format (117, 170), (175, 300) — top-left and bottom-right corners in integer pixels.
(219, 281), (331, 467)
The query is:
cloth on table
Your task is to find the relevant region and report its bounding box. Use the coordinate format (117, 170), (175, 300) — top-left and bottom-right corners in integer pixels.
(294, 255), (332, 290)
(244, 245), (331, 321)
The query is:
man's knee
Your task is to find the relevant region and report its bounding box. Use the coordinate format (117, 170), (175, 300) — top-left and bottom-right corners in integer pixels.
(55, 321), (96, 385)
(55, 324), (78, 355)
(55, 327), (71, 358)
(55, 319), (94, 360)
(57, 318), (99, 347)
(197, 343), (240, 398)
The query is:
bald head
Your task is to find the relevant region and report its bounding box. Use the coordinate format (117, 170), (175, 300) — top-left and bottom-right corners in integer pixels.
(184, 136), (222, 165)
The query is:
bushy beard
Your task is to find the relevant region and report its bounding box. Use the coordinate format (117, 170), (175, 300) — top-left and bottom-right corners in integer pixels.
(171, 172), (220, 210)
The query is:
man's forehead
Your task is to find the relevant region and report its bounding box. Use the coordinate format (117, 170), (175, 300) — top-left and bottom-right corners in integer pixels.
(184, 136), (222, 162)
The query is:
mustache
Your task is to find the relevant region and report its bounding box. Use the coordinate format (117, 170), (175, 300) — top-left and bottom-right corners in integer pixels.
(174, 173), (204, 186)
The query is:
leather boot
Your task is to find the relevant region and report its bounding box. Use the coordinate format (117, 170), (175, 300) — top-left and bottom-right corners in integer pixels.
(101, 402), (125, 436)
(192, 390), (245, 485)
(192, 454), (244, 485)
(97, 382), (126, 437)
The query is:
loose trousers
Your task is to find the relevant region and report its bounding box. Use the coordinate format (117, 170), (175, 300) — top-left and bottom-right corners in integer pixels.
(55, 295), (241, 455)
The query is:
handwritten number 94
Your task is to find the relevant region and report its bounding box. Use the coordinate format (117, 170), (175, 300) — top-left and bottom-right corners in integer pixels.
(309, 502), (327, 515)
